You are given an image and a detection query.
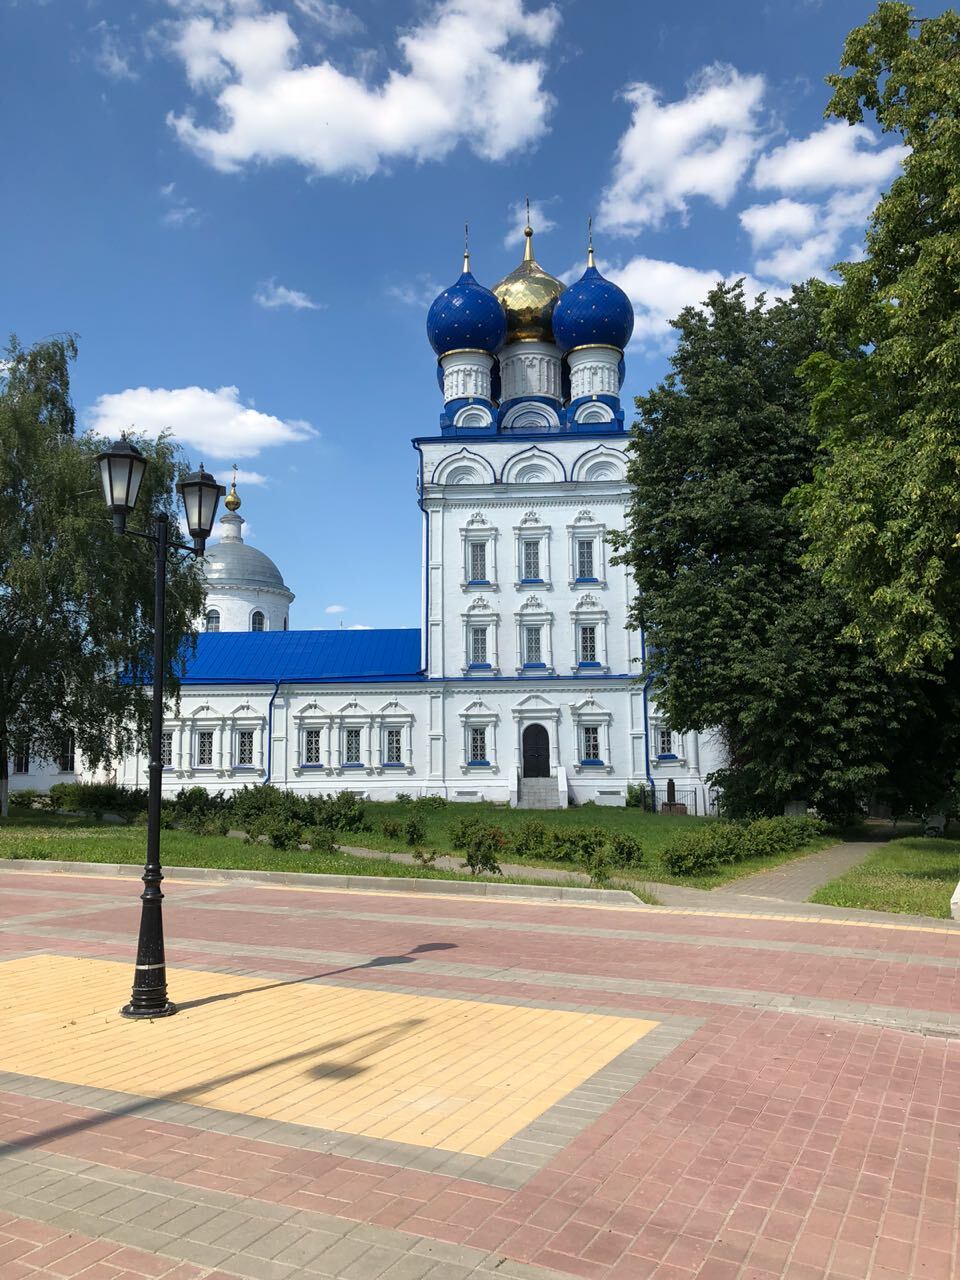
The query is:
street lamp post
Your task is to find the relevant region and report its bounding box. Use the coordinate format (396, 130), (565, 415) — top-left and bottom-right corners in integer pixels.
(96, 439), (225, 1019)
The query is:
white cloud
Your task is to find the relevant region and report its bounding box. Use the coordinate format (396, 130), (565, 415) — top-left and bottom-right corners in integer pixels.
(388, 275), (443, 308)
(347, 624), (372, 630)
(598, 64), (767, 235)
(87, 385), (316, 460)
(254, 278), (323, 310)
(739, 198), (817, 248)
(159, 181), (201, 227)
(325, 603), (347, 614)
(92, 21), (139, 81)
(603, 256), (778, 348)
(293, 0), (364, 37)
(166, 0), (560, 177)
(504, 198), (556, 248)
(753, 121), (907, 193)
(220, 467), (267, 485)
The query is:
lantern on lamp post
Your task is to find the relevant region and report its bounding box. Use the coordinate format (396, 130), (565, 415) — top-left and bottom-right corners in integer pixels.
(96, 440), (225, 1018)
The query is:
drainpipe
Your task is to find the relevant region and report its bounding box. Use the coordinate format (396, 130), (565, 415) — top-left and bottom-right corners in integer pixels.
(264, 680), (281, 784)
(640, 630), (656, 812)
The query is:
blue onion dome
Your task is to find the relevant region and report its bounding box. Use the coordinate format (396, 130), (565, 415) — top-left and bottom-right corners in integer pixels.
(426, 250), (507, 357)
(553, 242), (634, 354)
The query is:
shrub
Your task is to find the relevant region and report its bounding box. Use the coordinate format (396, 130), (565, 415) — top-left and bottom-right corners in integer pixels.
(413, 794), (448, 810)
(381, 818), (405, 840)
(548, 825), (607, 864)
(449, 816), (484, 850)
(607, 831), (644, 869)
(302, 827), (339, 855)
(8, 789), (51, 811)
(48, 781), (148, 821)
(662, 829), (726, 876)
(171, 786), (225, 818)
(626, 782), (653, 810)
(581, 846), (613, 887)
(404, 815), (426, 846)
(180, 810), (229, 837)
(249, 815), (304, 850)
(308, 790), (369, 833)
(411, 847), (440, 868)
(461, 823), (507, 876)
(510, 819), (548, 859)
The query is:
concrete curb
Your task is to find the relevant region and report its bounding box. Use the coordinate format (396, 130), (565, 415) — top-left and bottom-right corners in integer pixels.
(0, 857), (645, 907)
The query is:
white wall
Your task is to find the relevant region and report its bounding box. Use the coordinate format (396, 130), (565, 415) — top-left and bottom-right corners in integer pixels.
(202, 585), (291, 634)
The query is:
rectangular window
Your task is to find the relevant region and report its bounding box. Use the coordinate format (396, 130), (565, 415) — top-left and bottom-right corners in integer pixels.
(13, 745), (29, 775)
(195, 730), (213, 767)
(582, 726), (600, 761)
(470, 726), (487, 763)
(344, 726), (362, 764)
(579, 625), (597, 663)
(304, 728), (323, 765)
(236, 729), (254, 767)
(576, 538), (595, 579)
(658, 728), (673, 756)
(57, 734), (75, 774)
(470, 626), (488, 665)
(521, 539), (540, 580)
(160, 732), (173, 768)
(469, 540), (487, 582)
(385, 726), (403, 765)
(524, 625), (542, 664)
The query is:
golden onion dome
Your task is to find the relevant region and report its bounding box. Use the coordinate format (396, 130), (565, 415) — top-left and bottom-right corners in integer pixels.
(224, 469), (241, 512)
(492, 223), (565, 344)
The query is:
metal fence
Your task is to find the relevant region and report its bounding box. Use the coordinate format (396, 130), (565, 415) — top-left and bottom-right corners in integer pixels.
(652, 784), (700, 815)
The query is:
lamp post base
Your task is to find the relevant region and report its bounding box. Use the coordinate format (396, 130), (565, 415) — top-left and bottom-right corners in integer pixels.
(120, 1001), (178, 1019)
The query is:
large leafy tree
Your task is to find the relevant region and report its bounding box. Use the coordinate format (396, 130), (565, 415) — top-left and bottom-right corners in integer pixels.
(611, 281), (932, 820)
(798, 2), (960, 673)
(0, 335), (205, 815)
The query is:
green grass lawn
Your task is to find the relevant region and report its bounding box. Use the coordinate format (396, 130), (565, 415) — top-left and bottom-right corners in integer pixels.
(810, 837), (960, 918)
(0, 802), (833, 895)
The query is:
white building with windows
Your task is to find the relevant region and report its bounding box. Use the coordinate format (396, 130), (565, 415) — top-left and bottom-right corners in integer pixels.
(112, 224), (722, 811)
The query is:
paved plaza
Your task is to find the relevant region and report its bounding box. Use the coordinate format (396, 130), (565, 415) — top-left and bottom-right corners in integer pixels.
(0, 867), (958, 1280)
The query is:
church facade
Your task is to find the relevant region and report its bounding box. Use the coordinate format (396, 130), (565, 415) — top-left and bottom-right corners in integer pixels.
(110, 224), (721, 811)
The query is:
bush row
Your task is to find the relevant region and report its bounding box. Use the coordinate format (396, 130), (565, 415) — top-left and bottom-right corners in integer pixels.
(446, 817), (645, 879)
(661, 815), (824, 876)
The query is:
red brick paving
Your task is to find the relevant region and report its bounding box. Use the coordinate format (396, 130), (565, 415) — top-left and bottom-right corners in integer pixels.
(1, 870), (959, 1278)
(0, 1216), (210, 1278)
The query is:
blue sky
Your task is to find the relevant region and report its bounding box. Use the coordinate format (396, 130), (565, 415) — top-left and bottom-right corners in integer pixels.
(4, 0), (906, 630)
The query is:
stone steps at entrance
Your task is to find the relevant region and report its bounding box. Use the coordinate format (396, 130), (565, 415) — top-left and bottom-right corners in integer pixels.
(517, 777), (563, 810)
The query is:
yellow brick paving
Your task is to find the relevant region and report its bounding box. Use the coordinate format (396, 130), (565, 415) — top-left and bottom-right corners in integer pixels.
(0, 954), (657, 1157)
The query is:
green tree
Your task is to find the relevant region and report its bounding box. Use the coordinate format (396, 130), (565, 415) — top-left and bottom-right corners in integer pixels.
(611, 281), (923, 820)
(798, 2), (960, 673)
(0, 335), (205, 816)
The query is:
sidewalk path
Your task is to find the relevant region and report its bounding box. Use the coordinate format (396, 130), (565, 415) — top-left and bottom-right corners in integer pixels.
(1, 866), (958, 1280)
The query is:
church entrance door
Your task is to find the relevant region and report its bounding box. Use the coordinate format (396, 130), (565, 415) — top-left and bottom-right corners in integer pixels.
(522, 724), (550, 778)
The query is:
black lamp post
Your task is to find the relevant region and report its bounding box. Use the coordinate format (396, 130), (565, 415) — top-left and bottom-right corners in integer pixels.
(97, 439), (225, 1018)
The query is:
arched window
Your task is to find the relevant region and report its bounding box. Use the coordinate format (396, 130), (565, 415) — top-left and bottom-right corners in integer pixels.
(283, 616), (288, 631)
(251, 611), (265, 632)
(205, 609), (220, 633)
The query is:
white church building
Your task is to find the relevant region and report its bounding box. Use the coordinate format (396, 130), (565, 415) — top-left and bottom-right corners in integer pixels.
(104, 224), (722, 810)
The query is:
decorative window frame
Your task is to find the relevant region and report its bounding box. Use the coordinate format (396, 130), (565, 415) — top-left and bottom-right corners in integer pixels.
(570, 594), (609, 673)
(500, 447), (564, 486)
(374, 699), (415, 774)
(186, 705), (226, 775)
(514, 595), (554, 675)
(567, 510), (607, 589)
(431, 448), (496, 487)
(462, 597), (500, 675)
(651, 719), (685, 766)
(460, 511), (498, 591)
(459, 699), (499, 772)
(569, 697), (614, 774)
(249, 608), (267, 632)
(227, 703), (266, 777)
(513, 510), (552, 590)
(293, 701), (333, 774)
(334, 699), (374, 774)
(570, 446), (626, 484)
(204, 609), (221, 633)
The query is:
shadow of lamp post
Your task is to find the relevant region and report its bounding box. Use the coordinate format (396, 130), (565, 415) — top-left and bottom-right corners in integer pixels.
(96, 438), (225, 1019)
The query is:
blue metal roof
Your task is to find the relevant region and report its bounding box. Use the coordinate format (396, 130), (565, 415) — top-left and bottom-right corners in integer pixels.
(177, 629), (424, 685)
